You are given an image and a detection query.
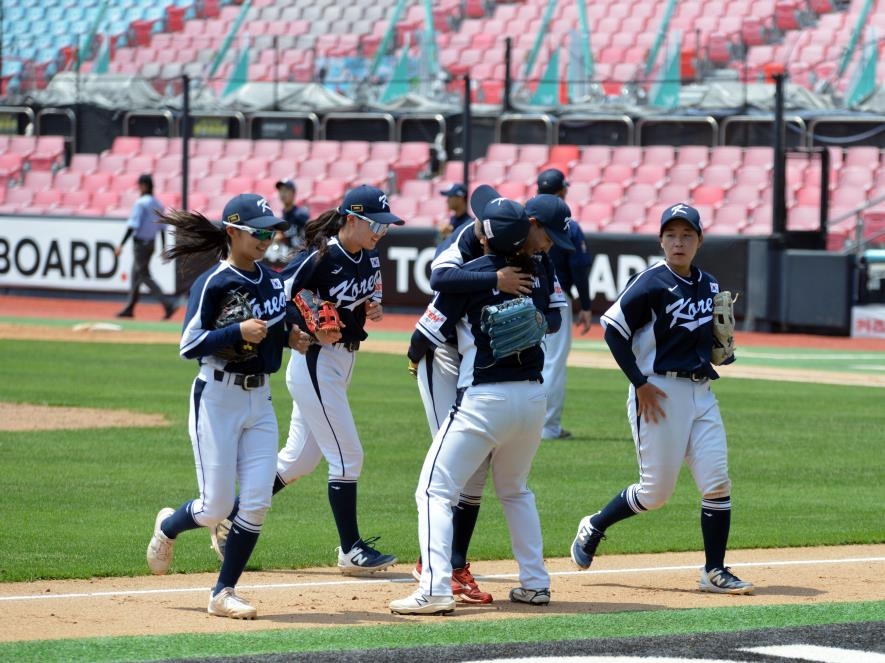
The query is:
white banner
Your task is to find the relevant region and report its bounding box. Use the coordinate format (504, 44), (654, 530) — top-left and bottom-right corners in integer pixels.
(851, 305), (885, 338)
(0, 215), (175, 293)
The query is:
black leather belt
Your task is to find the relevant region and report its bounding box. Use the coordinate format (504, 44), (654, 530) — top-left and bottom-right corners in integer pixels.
(335, 341), (360, 352)
(657, 371), (707, 382)
(214, 370), (266, 390)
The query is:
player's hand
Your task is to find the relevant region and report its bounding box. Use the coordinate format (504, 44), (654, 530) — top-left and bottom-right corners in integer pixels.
(636, 382), (667, 424)
(366, 300), (384, 322)
(496, 266), (533, 296)
(315, 326), (343, 345)
(288, 326), (312, 354)
(407, 360), (418, 378)
(240, 318), (267, 343)
(575, 309), (592, 335)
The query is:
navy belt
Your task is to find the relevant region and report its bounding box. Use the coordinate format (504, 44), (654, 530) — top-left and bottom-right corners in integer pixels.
(334, 341), (360, 352)
(657, 371), (708, 382)
(214, 370), (266, 390)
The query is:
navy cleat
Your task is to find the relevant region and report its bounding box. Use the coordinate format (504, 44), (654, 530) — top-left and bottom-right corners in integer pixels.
(571, 513), (605, 570)
(337, 537), (397, 576)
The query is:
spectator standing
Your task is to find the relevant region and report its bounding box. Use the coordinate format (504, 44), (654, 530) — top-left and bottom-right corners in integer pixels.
(437, 183), (473, 242)
(115, 173), (177, 319)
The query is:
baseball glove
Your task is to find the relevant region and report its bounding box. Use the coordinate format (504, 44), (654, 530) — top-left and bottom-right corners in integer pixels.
(293, 289), (341, 336)
(213, 288), (258, 362)
(480, 296), (548, 361)
(711, 290), (737, 365)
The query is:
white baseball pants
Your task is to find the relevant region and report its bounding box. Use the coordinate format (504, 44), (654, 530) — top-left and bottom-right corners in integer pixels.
(416, 380), (550, 597)
(541, 295), (572, 438)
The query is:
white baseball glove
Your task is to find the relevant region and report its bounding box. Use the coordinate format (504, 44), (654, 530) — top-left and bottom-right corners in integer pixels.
(711, 291), (737, 365)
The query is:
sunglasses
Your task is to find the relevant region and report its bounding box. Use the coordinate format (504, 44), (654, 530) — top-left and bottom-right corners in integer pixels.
(224, 222), (275, 241)
(345, 209), (388, 236)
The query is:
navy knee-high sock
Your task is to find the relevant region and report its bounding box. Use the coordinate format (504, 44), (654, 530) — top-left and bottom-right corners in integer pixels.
(701, 496), (731, 571)
(450, 500), (480, 570)
(224, 474), (286, 522)
(161, 501), (200, 539)
(591, 487), (641, 532)
(328, 481), (360, 552)
(213, 523), (260, 595)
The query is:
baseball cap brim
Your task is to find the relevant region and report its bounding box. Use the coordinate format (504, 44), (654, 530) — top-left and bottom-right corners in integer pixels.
(245, 214), (290, 231)
(469, 184), (501, 220)
(544, 224), (575, 252)
(275, 180), (295, 190)
(361, 210), (405, 225)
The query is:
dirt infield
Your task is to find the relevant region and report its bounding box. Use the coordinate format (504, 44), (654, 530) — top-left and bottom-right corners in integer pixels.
(1, 544), (883, 643)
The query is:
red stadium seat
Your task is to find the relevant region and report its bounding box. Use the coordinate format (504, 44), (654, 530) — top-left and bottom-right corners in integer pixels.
(496, 181), (528, 200)
(548, 144), (580, 167)
(327, 161), (359, 183)
(569, 163), (602, 186)
(224, 139), (253, 159)
(209, 157), (241, 178)
(692, 185), (726, 206)
(193, 139), (226, 158)
(223, 176), (255, 196)
(602, 163), (634, 187)
(141, 137), (171, 157)
(111, 136), (142, 157)
(642, 146), (676, 169)
(23, 170), (54, 191)
(82, 172), (114, 192)
(400, 179), (434, 200)
(252, 139), (283, 160)
(508, 162), (539, 185)
(339, 140), (371, 164)
(91, 191), (120, 213)
(519, 145), (550, 164)
(486, 143), (519, 165)
(667, 164), (702, 187)
(0, 153), (25, 186)
(310, 141), (342, 163)
(54, 171), (84, 191)
(623, 183), (658, 206)
(675, 145), (710, 168)
(28, 136), (65, 171)
(609, 146), (643, 168)
(592, 182), (624, 206)
(788, 206), (822, 231)
(579, 145), (611, 167)
(700, 164), (736, 188)
(240, 156), (270, 180)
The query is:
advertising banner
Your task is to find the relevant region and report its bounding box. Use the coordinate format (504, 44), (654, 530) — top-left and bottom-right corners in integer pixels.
(0, 215), (175, 294)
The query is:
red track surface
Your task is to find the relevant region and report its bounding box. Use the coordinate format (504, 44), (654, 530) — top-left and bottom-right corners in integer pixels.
(3, 294), (885, 351)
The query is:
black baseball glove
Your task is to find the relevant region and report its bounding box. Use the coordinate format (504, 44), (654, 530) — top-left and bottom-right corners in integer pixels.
(213, 288), (258, 362)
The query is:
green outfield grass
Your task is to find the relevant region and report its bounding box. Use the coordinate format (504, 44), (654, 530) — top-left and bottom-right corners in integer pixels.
(0, 341), (883, 582)
(2, 601), (882, 663)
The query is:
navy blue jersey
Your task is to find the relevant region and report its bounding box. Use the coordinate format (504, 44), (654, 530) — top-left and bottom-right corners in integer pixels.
(601, 261), (721, 379)
(281, 237), (381, 345)
(548, 220), (592, 309)
(180, 261), (290, 374)
(415, 254), (556, 387)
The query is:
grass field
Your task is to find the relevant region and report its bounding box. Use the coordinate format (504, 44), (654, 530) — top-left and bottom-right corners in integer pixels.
(1, 341), (883, 582)
(1, 339), (883, 661)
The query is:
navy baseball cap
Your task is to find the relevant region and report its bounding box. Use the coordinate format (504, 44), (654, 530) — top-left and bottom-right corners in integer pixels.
(337, 184), (404, 225)
(440, 182), (468, 197)
(221, 193), (289, 230)
(470, 184), (530, 253)
(537, 168), (569, 194)
(275, 178), (296, 190)
(660, 203), (703, 234)
(525, 194), (575, 252)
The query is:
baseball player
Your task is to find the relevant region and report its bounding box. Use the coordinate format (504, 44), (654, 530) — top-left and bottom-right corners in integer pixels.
(408, 189), (571, 603)
(114, 173), (177, 320)
(213, 185), (403, 575)
(536, 168), (593, 440)
(145, 193), (312, 620)
(570, 203), (753, 595)
(391, 192), (561, 615)
(437, 182), (472, 242)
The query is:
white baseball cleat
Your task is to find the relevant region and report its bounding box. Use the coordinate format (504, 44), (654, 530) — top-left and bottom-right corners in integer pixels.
(146, 507), (176, 575)
(390, 591), (455, 615)
(699, 566), (754, 594)
(207, 587), (257, 619)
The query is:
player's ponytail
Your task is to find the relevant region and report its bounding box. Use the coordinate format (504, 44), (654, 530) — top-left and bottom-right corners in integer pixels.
(159, 209), (230, 262)
(303, 209), (345, 258)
